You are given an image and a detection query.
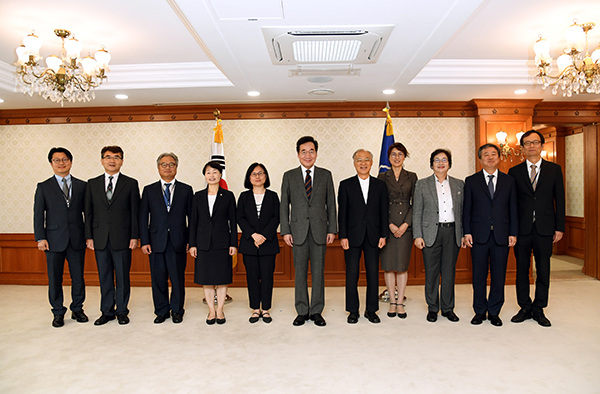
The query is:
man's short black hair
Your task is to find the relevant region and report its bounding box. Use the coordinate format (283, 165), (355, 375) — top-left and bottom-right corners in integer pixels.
(296, 136), (318, 153)
(48, 147), (73, 162)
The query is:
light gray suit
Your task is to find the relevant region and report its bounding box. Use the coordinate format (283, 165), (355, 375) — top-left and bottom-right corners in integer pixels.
(280, 166), (337, 315)
(413, 174), (464, 313)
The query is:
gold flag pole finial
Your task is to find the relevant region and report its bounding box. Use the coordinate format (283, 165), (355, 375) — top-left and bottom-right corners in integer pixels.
(213, 109), (221, 120)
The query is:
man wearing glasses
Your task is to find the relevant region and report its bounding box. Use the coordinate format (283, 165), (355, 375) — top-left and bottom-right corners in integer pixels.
(139, 153), (192, 324)
(85, 146), (140, 326)
(508, 130), (565, 327)
(34, 147), (88, 327)
(281, 136), (337, 327)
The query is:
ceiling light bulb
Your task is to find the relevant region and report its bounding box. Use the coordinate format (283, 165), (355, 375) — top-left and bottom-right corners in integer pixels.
(94, 47), (111, 69)
(64, 37), (82, 59)
(81, 56), (97, 75)
(514, 89), (528, 95)
(592, 46), (600, 64)
(556, 53), (572, 73)
(247, 91), (260, 96)
(0, 99), (4, 103)
(382, 89), (395, 95)
(565, 21), (585, 51)
(45, 55), (62, 73)
(115, 94), (128, 99)
(23, 31), (42, 57)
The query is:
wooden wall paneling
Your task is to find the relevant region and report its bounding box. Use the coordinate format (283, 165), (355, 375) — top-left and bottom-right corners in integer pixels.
(584, 124), (599, 279)
(564, 216), (585, 260)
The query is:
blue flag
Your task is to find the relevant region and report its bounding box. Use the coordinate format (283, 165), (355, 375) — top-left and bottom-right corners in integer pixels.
(378, 107), (395, 173)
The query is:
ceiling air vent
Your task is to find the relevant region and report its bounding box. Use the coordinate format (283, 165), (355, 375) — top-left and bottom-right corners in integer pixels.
(263, 25), (394, 65)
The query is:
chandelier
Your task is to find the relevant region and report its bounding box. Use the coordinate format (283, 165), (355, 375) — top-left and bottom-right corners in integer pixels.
(15, 29), (111, 105)
(533, 19), (600, 96)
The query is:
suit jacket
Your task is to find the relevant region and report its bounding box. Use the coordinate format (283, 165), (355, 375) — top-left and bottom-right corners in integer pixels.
(377, 168), (418, 228)
(280, 166), (337, 245)
(338, 175), (388, 247)
(508, 159), (565, 236)
(463, 170), (518, 245)
(412, 174), (464, 248)
(33, 175), (87, 252)
(237, 189), (281, 256)
(189, 187), (237, 251)
(84, 173), (140, 251)
(139, 180), (193, 253)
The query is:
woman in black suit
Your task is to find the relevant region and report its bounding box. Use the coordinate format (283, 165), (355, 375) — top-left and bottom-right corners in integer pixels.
(237, 163), (280, 323)
(189, 161), (237, 325)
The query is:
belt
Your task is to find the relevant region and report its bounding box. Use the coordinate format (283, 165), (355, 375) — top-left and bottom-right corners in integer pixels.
(437, 222), (455, 228)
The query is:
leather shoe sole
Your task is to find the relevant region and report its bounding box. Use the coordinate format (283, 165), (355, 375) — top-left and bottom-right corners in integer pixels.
(293, 314), (309, 326)
(71, 311), (89, 323)
(347, 312), (359, 324)
(52, 315), (64, 328)
(94, 315), (115, 326)
(471, 313), (486, 325)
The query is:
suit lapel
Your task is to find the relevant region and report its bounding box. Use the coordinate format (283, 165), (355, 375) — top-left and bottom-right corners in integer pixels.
(110, 174), (125, 203)
(299, 166), (310, 202)
(476, 171), (493, 200)
(427, 175), (439, 207)
(248, 191), (260, 224)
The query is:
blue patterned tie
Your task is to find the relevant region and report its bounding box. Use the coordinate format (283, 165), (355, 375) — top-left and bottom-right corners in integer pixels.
(164, 183), (171, 211)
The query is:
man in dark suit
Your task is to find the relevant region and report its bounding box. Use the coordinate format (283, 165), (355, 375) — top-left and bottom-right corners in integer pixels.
(281, 136), (337, 327)
(140, 153), (192, 324)
(508, 130), (565, 327)
(338, 149), (388, 324)
(34, 147), (88, 328)
(85, 146), (140, 326)
(463, 143), (518, 327)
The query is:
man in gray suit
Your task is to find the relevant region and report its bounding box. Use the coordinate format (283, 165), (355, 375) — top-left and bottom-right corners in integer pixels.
(281, 136), (337, 327)
(413, 149), (464, 323)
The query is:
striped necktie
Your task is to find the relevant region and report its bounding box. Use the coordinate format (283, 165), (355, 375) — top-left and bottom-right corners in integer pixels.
(530, 165), (538, 191)
(62, 178), (70, 206)
(164, 183), (171, 211)
(305, 170), (312, 200)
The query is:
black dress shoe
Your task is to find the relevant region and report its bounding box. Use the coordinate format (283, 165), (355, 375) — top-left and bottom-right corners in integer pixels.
(442, 310), (460, 322)
(347, 312), (359, 324)
(470, 313), (486, 325)
(172, 313), (183, 324)
(427, 311), (438, 322)
(364, 311), (381, 324)
(117, 314), (130, 325)
(310, 313), (327, 326)
(532, 312), (551, 327)
(293, 314), (309, 326)
(511, 309), (532, 323)
(71, 310), (89, 323)
(94, 314), (115, 326)
(52, 314), (64, 328)
(154, 313), (170, 324)
(489, 315), (503, 327)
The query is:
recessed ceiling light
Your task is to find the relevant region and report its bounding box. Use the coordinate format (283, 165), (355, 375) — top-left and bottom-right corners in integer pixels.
(383, 89), (395, 95)
(308, 88), (334, 96)
(514, 89), (528, 95)
(115, 94), (128, 100)
(308, 76), (333, 83)
(0, 98), (4, 103)
(247, 91), (260, 96)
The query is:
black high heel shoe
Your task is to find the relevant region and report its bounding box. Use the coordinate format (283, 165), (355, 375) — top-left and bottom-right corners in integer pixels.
(397, 303), (407, 319)
(387, 303), (397, 318)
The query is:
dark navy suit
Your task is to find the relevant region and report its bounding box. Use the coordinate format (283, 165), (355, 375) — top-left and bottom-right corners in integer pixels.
(463, 170), (518, 316)
(140, 180), (193, 316)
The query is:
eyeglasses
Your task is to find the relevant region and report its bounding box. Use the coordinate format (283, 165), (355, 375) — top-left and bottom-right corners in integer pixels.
(159, 163), (177, 168)
(102, 155), (122, 161)
(434, 158), (448, 163)
(251, 171), (265, 177)
(390, 153), (404, 158)
(299, 149), (316, 156)
(52, 158), (70, 164)
(522, 140), (542, 147)
(354, 158), (372, 163)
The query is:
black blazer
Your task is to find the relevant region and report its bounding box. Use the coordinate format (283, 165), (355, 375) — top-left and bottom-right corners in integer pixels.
(508, 160), (565, 236)
(139, 180), (193, 253)
(463, 170), (518, 245)
(338, 175), (388, 248)
(189, 187), (237, 251)
(237, 189), (280, 256)
(84, 173), (140, 250)
(33, 176), (87, 252)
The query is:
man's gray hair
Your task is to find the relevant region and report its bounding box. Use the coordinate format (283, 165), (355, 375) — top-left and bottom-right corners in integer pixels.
(156, 152), (179, 166)
(352, 149), (373, 160)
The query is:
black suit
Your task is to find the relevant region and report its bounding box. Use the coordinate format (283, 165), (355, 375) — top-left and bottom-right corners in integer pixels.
(508, 159), (565, 314)
(140, 180), (192, 317)
(85, 173), (140, 316)
(34, 175), (87, 316)
(237, 189), (280, 310)
(463, 170), (518, 316)
(338, 176), (388, 313)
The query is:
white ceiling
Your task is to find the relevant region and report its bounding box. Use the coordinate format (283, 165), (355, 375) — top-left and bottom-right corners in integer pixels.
(1, 0), (599, 110)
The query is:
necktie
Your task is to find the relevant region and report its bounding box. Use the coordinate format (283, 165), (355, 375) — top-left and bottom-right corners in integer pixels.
(305, 169), (312, 200)
(164, 183), (171, 211)
(530, 165), (538, 191)
(107, 176), (114, 202)
(62, 178), (70, 206)
(487, 174), (495, 198)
